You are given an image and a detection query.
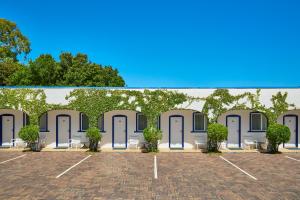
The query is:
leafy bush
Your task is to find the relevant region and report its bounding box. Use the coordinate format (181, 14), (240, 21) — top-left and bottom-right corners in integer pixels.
(86, 127), (102, 151)
(266, 123), (290, 153)
(18, 125), (39, 150)
(143, 125), (162, 152)
(207, 123), (228, 152)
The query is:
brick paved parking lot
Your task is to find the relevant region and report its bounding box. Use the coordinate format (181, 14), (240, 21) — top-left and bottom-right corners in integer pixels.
(0, 152), (299, 200)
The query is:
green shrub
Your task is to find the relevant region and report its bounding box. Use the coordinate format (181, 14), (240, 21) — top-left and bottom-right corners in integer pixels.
(18, 125), (39, 150)
(86, 127), (102, 151)
(207, 123), (228, 152)
(266, 123), (290, 153)
(143, 125), (162, 152)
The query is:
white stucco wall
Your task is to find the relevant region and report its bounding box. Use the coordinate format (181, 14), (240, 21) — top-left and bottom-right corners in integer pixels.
(2, 87), (300, 149)
(218, 110), (267, 148)
(39, 88), (300, 111)
(277, 109), (300, 148)
(0, 109), (25, 146)
(40, 109), (85, 148)
(159, 109), (207, 149)
(100, 110), (144, 149)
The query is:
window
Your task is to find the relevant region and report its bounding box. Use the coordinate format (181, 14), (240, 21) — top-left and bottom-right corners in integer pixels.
(250, 113), (267, 131)
(193, 112), (206, 131)
(80, 113), (89, 131)
(23, 113), (30, 126)
(136, 113), (147, 132)
(98, 114), (104, 132)
(157, 115), (161, 130)
(39, 113), (47, 131)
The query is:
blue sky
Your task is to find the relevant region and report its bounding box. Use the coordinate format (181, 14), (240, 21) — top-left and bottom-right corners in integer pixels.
(1, 0), (300, 87)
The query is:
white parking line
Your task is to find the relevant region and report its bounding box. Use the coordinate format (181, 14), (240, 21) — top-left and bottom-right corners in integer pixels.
(0, 154), (26, 164)
(220, 156), (257, 180)
(286, 156), (300, 162)
(154, 155), (158, 179)
(56, 155), (91, 178)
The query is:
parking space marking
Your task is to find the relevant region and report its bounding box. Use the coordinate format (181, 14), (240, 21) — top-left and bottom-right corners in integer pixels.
(286, 156), (300, 162)
(56, 155), (91, 178)
(220, 156), (257, 180)
(154, 155), (158, 179)
(0, 154), (26, 165)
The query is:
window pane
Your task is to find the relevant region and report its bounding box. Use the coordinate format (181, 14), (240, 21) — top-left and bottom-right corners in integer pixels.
(81, 114), (89, 131)
(262, 114), (267, 130)
(98, 115), (104, 131)
(138, 114), (147, 131)
(157, 116), (160, 129)
(25, 114), (30, 125)
(39, 114), (47, 131)
(24, 113), (30, 126)
(195, 113), (205, 131)
(251, 114), (261, 130)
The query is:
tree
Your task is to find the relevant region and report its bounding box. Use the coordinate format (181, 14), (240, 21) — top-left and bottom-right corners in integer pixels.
(266, 124), (290, 153)
(207, 123), (228, 152)
(18, 125), (40, 151)
(0, 59), (23, 85)
(0, 18), (31, 61)
(61, 53), (125, 86)
(7, 52), (126, 87)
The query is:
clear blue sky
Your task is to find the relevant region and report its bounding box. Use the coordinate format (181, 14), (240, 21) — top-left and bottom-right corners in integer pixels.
(1, 0), (300, 87)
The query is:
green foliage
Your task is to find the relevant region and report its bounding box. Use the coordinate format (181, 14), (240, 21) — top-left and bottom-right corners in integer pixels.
(202, 89), (248, 123)
(0, 88), (49, 125)
(8, 52), (125, 86)
(207, 123), (228, 152)
(266, 124), (290, 153)
(134, 89), (187, 126)
(86, 127), (102, 151)
(0, 18), (31, 62)
(9, 54), (59, 86)
(0, 59), (24, 86)
(143, 125), (162, 152)
(66, 89), (136, 127)
(18, 125), (39, 150)
(246, 90), (295, 124)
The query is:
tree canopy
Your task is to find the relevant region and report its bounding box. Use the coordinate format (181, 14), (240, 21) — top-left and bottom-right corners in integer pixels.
(0, 18), (126, 87)
(0, 18), (31, 61)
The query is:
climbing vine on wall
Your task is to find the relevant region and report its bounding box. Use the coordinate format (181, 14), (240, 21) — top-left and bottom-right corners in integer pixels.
(245, 89), (295, 124)
(0, 88), (49, 125)
(133, 89), (188, 127)
(201, 89), (296, 124)
(0, 88), (296, 129)
(66, 89), (138, 128)
(201, 89), (249, 123)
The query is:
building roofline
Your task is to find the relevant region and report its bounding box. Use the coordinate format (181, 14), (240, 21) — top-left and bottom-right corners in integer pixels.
(1, 86), (300, 89)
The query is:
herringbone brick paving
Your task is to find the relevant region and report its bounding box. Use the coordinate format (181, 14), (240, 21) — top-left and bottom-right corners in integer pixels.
(0, 152), (299, 200)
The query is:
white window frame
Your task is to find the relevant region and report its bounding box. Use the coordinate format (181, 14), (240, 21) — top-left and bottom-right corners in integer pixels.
(250, 112), (267, 131)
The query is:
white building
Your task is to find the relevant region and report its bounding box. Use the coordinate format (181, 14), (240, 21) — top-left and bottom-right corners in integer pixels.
(1, 87), (300, 150)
